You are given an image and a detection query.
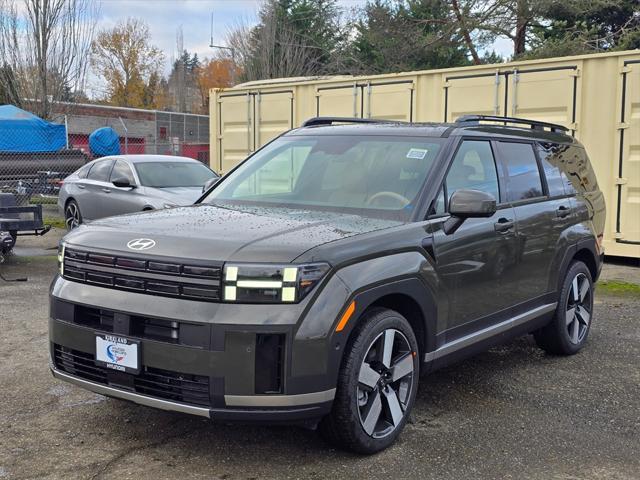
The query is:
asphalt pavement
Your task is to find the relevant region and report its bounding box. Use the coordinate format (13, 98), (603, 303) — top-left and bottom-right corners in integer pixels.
(0, 232), (638, 479)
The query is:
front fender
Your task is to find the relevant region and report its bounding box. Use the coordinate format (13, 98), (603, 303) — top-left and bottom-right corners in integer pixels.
(288, 251), (438, 394)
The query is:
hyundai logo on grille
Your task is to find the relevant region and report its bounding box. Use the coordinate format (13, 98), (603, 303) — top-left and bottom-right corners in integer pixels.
(127, 238), (156, 251)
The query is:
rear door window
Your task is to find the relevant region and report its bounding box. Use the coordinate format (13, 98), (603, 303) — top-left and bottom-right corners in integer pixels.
(497, 142), (544, 201)
(87, 159), (115, 182)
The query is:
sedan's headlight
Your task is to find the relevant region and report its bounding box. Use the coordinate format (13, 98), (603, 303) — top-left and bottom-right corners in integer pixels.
(223, 262), (330, 303)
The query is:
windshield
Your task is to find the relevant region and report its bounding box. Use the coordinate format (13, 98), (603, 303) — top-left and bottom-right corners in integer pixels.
(135, 162), (215, 188)
(203, 135), (443, 219)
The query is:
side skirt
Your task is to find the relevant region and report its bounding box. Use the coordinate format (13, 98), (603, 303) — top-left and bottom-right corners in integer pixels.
(424, 303), (556, 371)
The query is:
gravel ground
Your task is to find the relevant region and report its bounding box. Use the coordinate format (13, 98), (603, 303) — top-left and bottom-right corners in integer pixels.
(0, 234), (638, 480)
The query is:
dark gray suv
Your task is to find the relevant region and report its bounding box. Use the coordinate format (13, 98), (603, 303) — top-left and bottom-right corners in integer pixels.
(50, 115), (605, 453)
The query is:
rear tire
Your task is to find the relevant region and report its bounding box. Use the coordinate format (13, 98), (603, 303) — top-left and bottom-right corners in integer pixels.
(534, 261), (594, 355)
(65, 199), (82, 230)
(319, 307), (419, 454)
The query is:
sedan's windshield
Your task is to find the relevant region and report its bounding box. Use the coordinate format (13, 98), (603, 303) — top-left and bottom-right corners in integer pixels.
(135, 162), (215, 188)
(203, 135), (443, 219)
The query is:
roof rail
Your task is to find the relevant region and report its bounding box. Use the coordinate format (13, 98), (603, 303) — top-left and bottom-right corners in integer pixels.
(455, 115), (569, 133)
(301, 117), (384, 127)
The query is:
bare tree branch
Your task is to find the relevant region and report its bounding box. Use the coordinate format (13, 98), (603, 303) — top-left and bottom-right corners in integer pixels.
(0, 0), (97, 118)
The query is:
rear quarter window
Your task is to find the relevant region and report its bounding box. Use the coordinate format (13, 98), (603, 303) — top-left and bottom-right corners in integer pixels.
(539, 143), (598, 195)
(536, 143), (568, 197)
(75, 163), (92, 179)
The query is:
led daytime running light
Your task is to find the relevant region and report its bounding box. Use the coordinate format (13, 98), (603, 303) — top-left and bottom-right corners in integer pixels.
(223, 265), (299, 303)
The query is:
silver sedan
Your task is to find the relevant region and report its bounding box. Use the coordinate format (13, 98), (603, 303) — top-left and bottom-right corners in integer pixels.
(58, 155), (218, 229)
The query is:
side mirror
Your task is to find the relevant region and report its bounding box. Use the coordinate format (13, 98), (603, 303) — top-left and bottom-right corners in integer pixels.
(112, 176), (134, 188)
(444, 189), (497, 235)
(202, 176), (220, 193)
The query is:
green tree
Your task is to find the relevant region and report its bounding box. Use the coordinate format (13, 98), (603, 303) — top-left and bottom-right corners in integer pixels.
(229, 0), (348, 81)
(351, 0), (473, 74)
(524, 0), (640, 59)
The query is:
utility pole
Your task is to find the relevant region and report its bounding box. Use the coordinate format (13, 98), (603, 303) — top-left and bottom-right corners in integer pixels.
(209, 11), (237, 86)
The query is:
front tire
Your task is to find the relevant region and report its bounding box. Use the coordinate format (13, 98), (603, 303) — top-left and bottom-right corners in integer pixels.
(534, 261), (594, 355)
(319, 307), (419, 454)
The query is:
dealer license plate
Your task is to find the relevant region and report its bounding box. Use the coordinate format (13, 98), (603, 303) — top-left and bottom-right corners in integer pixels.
(95, 334), (140, 374)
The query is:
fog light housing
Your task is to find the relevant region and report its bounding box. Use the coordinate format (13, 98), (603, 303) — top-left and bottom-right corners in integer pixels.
(222, 262), (330, 303)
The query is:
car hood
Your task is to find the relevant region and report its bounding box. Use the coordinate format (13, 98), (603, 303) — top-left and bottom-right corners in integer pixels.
(143, 186), (203, 205)
(64, 203), (403, 263)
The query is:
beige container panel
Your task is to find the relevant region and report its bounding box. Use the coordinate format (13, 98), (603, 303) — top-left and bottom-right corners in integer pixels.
(365, 82), (414, 121)
(445, 73), (503, 121)
(317, 85), (361, 118)
(510, 68), (577, 129)
(218, 93), (253, 173)
(619, 63), (640, 242)
(256, 92), (293, 149)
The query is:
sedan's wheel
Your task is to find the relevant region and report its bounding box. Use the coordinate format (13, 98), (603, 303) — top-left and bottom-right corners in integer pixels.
(65, 200), (82, 230)
(534, 261), (594, 355)
(319, 307), (419, 454)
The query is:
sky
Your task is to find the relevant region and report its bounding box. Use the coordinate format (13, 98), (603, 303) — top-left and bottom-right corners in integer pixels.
(98, 0), (369, 68)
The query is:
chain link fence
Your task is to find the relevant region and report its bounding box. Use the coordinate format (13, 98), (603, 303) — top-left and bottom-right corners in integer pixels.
(0, 134), (210, 206)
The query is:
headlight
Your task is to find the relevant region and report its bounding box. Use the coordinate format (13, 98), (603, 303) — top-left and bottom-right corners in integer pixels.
(223, 262), (330, 303)
(58, 242), (65, 276)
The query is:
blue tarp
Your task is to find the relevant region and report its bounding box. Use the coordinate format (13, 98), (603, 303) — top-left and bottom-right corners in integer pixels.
(89, 127), (120, 157)
(0, 105), (67, 152)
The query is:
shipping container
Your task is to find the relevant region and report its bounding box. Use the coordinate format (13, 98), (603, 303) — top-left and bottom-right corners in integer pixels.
(210, 50), (640, 259)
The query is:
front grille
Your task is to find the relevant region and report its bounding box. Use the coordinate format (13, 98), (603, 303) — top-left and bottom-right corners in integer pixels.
(133, 367), (210, 406)
(70, 304), (209, 348)
(51, 300), (211, 348)
(54, 344), (108, 384)
(73, 305), (114, 331)
(62, 247), (222, 302)
(53, 344), (211, 407)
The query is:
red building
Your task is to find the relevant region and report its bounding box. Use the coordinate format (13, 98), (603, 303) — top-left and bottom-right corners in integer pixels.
(51, 102), (210, 167)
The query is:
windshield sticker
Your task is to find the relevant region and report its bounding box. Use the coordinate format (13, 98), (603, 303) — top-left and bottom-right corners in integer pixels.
(406, 148), (428, 160)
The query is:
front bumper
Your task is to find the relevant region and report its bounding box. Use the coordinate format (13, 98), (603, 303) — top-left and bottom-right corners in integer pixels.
(48, 284), (342, 424)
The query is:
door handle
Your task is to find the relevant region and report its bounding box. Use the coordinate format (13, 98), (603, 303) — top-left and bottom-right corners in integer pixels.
(102, 188), (111, 193)
(494, 218), (514, 233)
(77, 185), (85, 189)
(556, 205), (571, 218)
